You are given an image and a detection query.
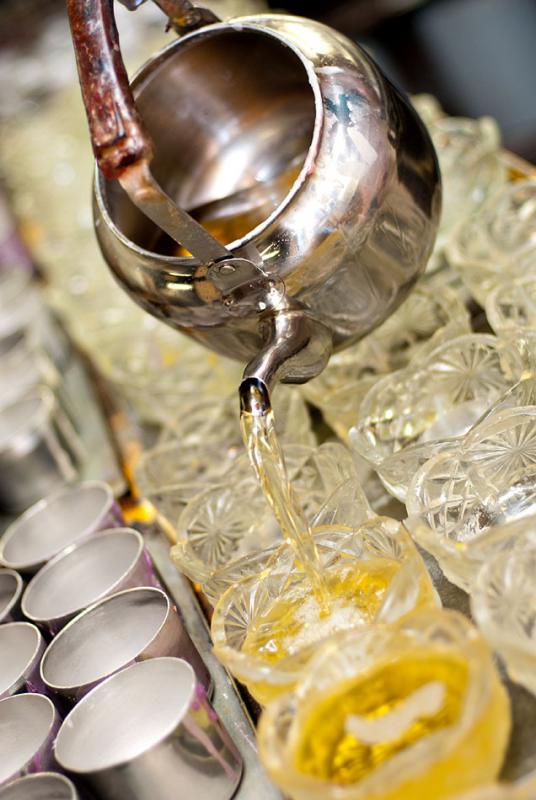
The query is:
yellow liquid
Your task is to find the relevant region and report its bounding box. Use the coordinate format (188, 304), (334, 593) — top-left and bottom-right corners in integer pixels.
(241, 407), (330, 608)
(294, 653), (468, 784)
(241, 560), (401, 667)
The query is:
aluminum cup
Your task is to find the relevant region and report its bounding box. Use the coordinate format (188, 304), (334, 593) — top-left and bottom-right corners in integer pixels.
(0, 481), (124, 574)
(0, 569), (23, 622)
(0, 693), (60, 785)
(40, 587), (211, 702)
(0, 268), (70, 369)
(0, 387), (83, 513)
(0, 773), (79, 800)
(22, 528), (159, 635)
(55, 657), (242, 800)
(0, 623), (45, 699)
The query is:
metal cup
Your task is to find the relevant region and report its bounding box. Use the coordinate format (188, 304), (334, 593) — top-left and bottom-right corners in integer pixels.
(0, 337), (58, 411)
(0, 623), (45, 700)
(22, 528), (158, 635)
(40, 587), (211, 702)
(55, 657), (242, 800)
(0, 773), (79, 800)
(0, 481), (124, 574)
(0, 693), (60, 785)
(0, 268), (70, 370)
(0, 387), (84, 513)
(0, 337), (81, 436)
(0, 569), (23, 622)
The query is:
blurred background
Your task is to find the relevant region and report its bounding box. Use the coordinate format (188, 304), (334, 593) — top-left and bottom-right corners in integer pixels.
(285, 0), (536, 161)
(0, 0), (535, 160)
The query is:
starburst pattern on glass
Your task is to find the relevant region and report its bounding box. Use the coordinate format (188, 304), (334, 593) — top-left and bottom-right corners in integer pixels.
(258, 610), (510, 800)
(406, 406), (536, 590)
(171, 442), (371, 597)
(211, 520), (438, 704)
(350, 334), (519, 502)
(447, 180), (536, 305)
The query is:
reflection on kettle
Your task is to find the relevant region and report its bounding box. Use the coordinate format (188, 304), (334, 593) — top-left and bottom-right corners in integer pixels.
(67, 0), (441, 410)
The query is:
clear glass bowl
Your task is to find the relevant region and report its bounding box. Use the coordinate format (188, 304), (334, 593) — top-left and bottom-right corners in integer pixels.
(486, 277), (536, 336)
(406, 405), (536, 590)
(258, 609), (510, 800)
(447, 180), (536, 305)
(135, 383), (315, 528)
(350, 334), (520, 501)
(211, 520), (439, 704)
(171, 442), (371, 595)
(471, 528), (536, 697)
(302, 284), (469, 442)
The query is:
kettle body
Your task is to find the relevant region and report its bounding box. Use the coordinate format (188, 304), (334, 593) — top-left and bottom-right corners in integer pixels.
(92, 14), (441, 373)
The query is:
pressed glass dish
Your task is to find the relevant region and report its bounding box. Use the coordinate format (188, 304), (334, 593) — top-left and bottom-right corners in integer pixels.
(406, 406), (536, 590)
(447, 180), (536, 306)
(258, 609), (510, 800)
(350, 334), (520, 501)
(301, 284), (469, 442)
(211, 519), (439, 704)
(171, 442), (371, 594)
(136, 386), (315, 527)
(425, 115), (506, 273)
(471, 530), (536, 697)
(88, 314), (242, 429)
(486, 277), (536, 336)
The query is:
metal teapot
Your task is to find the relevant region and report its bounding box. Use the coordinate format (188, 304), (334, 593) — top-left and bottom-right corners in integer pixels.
(67, 0), (441, 410)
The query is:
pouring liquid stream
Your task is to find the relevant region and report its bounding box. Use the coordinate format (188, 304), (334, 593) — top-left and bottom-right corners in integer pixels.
(240, 404), (331, 613)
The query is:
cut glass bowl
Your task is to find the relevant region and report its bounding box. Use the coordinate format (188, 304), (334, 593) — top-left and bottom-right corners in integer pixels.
(211, 519), (439, 704)
(426, 115), (506, 273)
(171, 442), (371, 597)
(258, 609), (510, 800)
(447, 180), (536, 306)
(350, 334), (520, 501)
(302, 284), (469, 442)
(471, 529), (536, 696)
(406, 405), (536, 590)
(136, 386), (314, 526)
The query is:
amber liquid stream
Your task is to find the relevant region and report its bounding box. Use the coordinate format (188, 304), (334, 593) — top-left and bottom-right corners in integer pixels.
(240, 407), (331, 610)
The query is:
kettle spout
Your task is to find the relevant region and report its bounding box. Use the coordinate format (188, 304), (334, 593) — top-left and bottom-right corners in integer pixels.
(239, 311), (333, 415)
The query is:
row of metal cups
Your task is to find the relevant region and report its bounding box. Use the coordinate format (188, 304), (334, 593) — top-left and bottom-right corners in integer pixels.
(0, 268), (84, 513)
(0, 481), (242, 799)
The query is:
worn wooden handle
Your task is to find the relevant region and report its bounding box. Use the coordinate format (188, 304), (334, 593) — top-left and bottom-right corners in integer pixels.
(67, 0), (153, 179)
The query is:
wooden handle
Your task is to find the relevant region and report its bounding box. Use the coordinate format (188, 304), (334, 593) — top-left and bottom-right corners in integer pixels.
(67, 0), (153, 179)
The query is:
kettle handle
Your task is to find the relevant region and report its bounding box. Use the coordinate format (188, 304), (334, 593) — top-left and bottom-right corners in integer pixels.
(67, 0), (152, 180)
(66, 0), (218, 180)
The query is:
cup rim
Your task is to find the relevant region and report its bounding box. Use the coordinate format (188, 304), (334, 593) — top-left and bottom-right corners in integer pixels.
(40, 586), (172, 693)
(0, 622), (44, 698)
(54, 657), (196, 774)
(21, 527), (144, 626)
(0, 569), (23, 622)
(0, 772), (78, 800)
(0, 693), (58, 784)
(0, 480), (116, 571)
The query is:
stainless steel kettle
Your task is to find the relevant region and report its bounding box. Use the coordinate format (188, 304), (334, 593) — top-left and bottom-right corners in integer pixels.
(67, 0), (441, 409)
